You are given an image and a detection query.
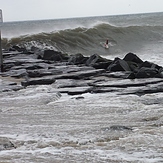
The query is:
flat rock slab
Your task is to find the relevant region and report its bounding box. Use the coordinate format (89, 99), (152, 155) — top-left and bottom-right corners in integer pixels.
(0, 77), (24, 92)
(54, 79), (94, 88)
(53, 69), (105, 79)
(21, 76), (56, 86)
(90, 78), (163, 88)
(55, 86), (92, 95)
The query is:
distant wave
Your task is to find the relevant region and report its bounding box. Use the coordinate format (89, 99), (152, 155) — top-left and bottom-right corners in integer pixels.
(2, 23), (163, 55)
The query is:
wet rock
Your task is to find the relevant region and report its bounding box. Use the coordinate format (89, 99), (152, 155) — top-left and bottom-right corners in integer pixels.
(67, 86), (93, 95)
(21, 77), (56, 86)
(10, 45), (27, 53)
(107, 58), (131, 72)
(158, 68), (163, 78)
(68, 53), (88, 65)
(0, 137), (16, 151)
(92, 61), (112, 69)
(54, 79), (92, 88)
(86, 54), (109, 66)
(123, 52), (143, 64)
(102, 126), (132, 131)
(25, 64), (44, 70)
(109, 125), (133, 131)
(2, 48), (163, 96)
(0, 84), (24, 92)
(140, 61), (161, 70)
(86, 54), (112, 69)
(27, 69), (52, 77)
(75, 96), (84, 100)
(53, 69), (105, 80)
(5, 69), (27, 78)
(42, 50), (69, 61)
(135, 67), (159, 78)
(142, 116), (160, 122)
(27, 69), (62, 78)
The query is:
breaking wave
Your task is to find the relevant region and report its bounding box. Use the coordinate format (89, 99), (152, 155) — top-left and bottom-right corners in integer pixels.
(2, 23), (163, 55)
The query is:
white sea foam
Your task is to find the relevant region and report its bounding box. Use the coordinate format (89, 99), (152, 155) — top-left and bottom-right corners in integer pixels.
(0, 88), (163, 162)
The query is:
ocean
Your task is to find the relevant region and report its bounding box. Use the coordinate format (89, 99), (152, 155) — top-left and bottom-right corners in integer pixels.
(0, 12), (163, 162)
(1, 12), (163, 63)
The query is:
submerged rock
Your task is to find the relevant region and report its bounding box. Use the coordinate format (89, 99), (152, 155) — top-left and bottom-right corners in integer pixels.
(102, 125), (132, 131)
(0, 137), (16, 151)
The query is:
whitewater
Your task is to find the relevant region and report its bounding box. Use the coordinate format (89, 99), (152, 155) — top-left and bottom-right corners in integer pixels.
(0, 12), (163, 162)
(1, 12), (163, 62)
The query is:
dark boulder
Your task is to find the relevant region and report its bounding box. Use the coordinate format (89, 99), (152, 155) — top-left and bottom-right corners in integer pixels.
(158, 68), (163, 78)
(123, 52), (143, 64)
(68, 53), (88, 65)
(10, 45), (27, 53)
(140, 61), (162, 70)
(86, 54), (109, 66)
(127, 61), (139, 72)
(92, 61), (112, 69)
(107, 58), (131, 72)
(42, 50), (69, 61)
(127, 72), (136, 79)
(135, 67), (159, 78)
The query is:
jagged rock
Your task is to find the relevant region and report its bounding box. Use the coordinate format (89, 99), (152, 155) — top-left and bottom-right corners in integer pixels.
(2, 48), (163, 96)
(42, 50), (69, 61)
(123, 52), (143, 64)
(92, 61), (112, 69)
(140, 61), (162, 70)
(158, 68), (163, 78)
(107, 58), (131, 72)
(135, 67), (159, 78)
(85, 54), (112, 69)
(10, 45), (27, 53)
(86, 54), (109, 66)
(68, 53), (88, 65)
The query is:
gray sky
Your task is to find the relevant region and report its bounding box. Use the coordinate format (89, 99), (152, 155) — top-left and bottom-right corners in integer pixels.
(1, 0), (163, 22)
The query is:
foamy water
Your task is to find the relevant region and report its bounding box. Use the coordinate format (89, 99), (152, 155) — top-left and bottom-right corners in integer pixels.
(0, 83), (163, 162)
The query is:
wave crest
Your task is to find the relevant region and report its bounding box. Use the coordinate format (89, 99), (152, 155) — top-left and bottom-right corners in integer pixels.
(2, 23), (163, 55)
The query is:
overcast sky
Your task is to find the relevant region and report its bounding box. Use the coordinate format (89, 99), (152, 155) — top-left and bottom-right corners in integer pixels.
(1, 0), (163, 22)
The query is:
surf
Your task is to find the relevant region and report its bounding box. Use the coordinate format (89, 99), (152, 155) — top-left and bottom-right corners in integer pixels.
(1, 12), (163, 56)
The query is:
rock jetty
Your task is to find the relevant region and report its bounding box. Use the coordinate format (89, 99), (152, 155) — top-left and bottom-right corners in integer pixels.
(1, 46), (163, 96)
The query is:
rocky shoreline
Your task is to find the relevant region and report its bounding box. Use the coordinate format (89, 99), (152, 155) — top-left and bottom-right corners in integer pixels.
(1, 46), (163, 96)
